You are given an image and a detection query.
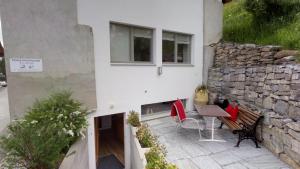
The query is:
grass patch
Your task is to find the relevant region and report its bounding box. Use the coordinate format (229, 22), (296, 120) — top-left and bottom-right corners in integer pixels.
(223, 0), (300, 50)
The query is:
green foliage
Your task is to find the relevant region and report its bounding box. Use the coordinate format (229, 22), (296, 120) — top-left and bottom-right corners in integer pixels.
(136, 124), (156, 148)
(0, 91), (87, 169)
(223, 0), (300, 50)
(127, 111), (141, 127)
(26, 91), (87, 141)
(135, 123), (176, 169)
(145, 147), (177, 169)
(244, 0), (300, 22)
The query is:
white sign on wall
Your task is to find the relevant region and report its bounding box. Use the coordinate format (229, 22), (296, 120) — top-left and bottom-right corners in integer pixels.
(10, 58), (43, 72)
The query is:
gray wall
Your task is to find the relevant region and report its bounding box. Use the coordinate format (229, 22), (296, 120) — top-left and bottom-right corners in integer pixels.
(0, 0), (97, 119)
(208, 42), (300, 169)
(203, 0), (223, 84)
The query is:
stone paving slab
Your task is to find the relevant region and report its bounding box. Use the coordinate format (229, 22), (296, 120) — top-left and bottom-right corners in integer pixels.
(147, 117), (290, 169)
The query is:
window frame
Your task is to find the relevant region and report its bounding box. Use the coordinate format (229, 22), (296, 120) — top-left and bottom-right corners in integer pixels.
(162, 31), (193, 65)
(110, 22), (154, 65)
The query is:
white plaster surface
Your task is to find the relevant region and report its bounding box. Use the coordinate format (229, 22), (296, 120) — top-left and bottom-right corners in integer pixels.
(0, 87), (9, 133)
(77, 0), (204, 116)
(77, 1), (205, 168)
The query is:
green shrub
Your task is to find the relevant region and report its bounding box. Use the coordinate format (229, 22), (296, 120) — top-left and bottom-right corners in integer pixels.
(26, 91), (87, 141)
(135, 123), (176, 169)
(223, 0), (300, 50)
(127, 111), (141, 127)
(136, 124), (155, 148)
(0, 91), (87, 169)
(244, 0), (300, 22)
(145, 147), (177, 169)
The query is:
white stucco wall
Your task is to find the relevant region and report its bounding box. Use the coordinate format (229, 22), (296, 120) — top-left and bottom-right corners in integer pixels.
(77, 0), (204, 168)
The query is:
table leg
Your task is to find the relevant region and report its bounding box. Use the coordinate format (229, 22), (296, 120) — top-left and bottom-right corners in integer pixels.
(199, 117), (226, 142)
(211, 117), (215, 140)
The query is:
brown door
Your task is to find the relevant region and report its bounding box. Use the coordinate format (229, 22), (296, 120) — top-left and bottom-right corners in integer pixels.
(94, 117), (101, 164)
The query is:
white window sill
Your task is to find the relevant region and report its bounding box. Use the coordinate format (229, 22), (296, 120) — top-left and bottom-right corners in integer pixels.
(162, 63), (194, 67)
(111, 63), (156, 66)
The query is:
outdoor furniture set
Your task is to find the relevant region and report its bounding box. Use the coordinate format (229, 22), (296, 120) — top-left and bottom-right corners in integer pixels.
(170, 99), (264, 148)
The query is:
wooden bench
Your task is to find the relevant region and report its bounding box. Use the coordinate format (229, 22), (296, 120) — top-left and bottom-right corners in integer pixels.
(218, 106), (264, 148)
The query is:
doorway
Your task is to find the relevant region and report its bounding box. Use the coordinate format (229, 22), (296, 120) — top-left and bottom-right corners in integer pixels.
(94, 113), (125, 169)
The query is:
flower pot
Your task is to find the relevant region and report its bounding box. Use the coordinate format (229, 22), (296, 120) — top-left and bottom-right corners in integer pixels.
(194, 90), (209, 106)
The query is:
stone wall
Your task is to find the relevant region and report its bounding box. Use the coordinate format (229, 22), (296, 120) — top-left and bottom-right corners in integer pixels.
(215, 43), (299, 67)
(208, 42), (300, 169)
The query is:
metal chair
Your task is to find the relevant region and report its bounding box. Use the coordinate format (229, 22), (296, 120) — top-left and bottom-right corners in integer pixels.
(171, 100), (205, 140)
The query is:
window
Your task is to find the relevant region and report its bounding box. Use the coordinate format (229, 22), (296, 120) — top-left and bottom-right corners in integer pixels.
(162, 31), (191, 64)
(110, 23), (153, 63)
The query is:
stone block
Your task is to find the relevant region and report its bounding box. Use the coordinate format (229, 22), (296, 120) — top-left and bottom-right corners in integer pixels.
(274, 73), (286, 79)
(270, 118), (292, 129)
(272, 80), (290, 84)
(230, 89), (244, 95)
(283, 133), (293, 148)
(263, 97), (273, 109)
(294, 65), (300, 72)
(261, 47), (271, 52)
(271, 127), (285, 154)
(290, 90), (300, 101)
(255, 98), (263, 106)
(271, 85), (279, 92)
(288, 106), (300, 120)
(292, 74), (300, 80)
(267, 73), (275, 80)
(266, 66), (273, 73)
(263, 84), (271, 91)
(286, 122), (300, 132)
(280, 153), (300, 169)
(284, 146), (300, 164)
(284, 67), (293, 74)
(274, 66), (285, 73)
(235, 68), (245, 74)
(274, 100), (289, 115)
(291, 83), (300, 90)
(261, 52), (273, 57)
(291, 137), (300, 153)
(291, 79), (300, 84)
(263, 111), (277, 125)
(278, 85), (290, 92)
(288, 129), (300, 141)
(289, 101), (300, 107)
(274, 50), (299, 59)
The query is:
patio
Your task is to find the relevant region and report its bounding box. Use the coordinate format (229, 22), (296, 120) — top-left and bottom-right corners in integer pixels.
(147, 117), (290, 169)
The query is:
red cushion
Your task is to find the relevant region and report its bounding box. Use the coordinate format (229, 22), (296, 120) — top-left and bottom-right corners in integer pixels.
(225, 104), (239, 122)
(171, 100), (186, 121)
(170, 104), (177, 117)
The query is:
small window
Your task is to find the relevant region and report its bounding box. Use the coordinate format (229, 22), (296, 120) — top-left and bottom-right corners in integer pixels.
(110, 23), (153, 63)
(162, 31), (191, 64)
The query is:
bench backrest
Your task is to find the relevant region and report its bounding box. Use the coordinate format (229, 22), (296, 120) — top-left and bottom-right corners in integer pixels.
(237, 106), (261, 126)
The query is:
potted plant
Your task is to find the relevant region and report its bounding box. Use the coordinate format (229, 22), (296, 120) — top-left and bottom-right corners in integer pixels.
(194, 84), (209, 105)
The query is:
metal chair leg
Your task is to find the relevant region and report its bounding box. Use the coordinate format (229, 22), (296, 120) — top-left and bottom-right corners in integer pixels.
(219, 122), (224, 129)
(198, 128), (202, 140)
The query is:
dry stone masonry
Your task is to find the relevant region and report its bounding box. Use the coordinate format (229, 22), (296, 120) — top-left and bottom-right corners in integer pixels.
(215, 43), (299, 67)
(208, 42), (300, 169)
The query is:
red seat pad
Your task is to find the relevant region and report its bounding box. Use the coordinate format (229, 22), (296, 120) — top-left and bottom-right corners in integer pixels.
(170, 104), (177, 117)
(225, 104), (239, 122)
(171, 99), (187, 121)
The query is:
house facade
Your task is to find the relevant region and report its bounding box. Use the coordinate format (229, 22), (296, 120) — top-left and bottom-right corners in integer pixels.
(0, 0), (223, 168)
